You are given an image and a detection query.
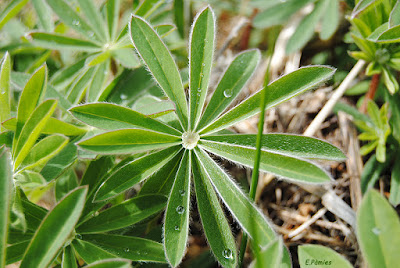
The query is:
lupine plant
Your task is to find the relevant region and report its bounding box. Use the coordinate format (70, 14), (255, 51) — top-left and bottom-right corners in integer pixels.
(68, 7), (345, 267)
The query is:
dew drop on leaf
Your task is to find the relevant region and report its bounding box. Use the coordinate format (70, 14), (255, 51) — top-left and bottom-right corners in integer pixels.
(124, 247), (130, 252)
(72, 20), (80, 26)
(179, 190), (185, 196)
(120, 94), (128, 100)
(222, 248), (233, 260)
(372, 227), (381, 235)
(174, 225), (180, 231)
(223, 89), (233, 98)
(176, 206), (185, 214)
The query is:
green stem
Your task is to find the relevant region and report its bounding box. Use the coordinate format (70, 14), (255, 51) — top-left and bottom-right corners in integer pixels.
(237, 46), (273, 268)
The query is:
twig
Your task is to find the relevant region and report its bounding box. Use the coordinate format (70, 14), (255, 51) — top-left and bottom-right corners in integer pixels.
(288, 208), (327, 238)
(304, 60), (366, 137)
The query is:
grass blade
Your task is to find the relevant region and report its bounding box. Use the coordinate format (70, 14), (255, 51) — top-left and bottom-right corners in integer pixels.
(94, 146), (181, 201)
(70, 103), (181, 136)
(164, 150), (191, 267)
(192, 153), (237, 268)
(78, 129), (181, 155)
(200, 66), (335, 135)
(189, 7), (215, 130)
(197, 49), (261, 131)
(130, 15), (188, 129)
(194, 148), (276, 247)
(20, 186), (88, 268)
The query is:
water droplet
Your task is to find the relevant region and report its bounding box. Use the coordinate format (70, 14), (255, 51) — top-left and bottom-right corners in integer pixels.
(179, 190), (185, 196)
(174, 225), (180, 231)
(124, 247), (130, 252)
(372, 227), (381, 235)
(223, 89), (233, 98)
(76, 234), (82, 239)
(222, 249), (233, 260)
(176, 206), (185, 214)
(88, 31), (94, 37)
(202, 63), (206, 67)
(120, 94), (128, 100)
(72, 20), (80, 26)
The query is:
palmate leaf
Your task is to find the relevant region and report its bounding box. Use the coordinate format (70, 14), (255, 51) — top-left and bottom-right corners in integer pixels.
(130, 15), (188, 129)
(199, 66), (335, 134)
(189, 6), (215, 130)
(164, 150), (191, 267)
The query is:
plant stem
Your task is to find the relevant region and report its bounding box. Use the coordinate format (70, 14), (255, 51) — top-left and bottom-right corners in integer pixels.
(304, 59), (366, 137)
(360, 73), (380, 113)
(237, 51), (273, 268)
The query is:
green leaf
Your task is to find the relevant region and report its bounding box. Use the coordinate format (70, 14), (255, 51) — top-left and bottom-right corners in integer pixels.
(389, 158), (400, 213)
(45, 0), (103, 42)
(298, 244), (353, 268)
(94, 146), (181, 201)
(134, 0), (164, 18)
(55, 169), (78, 202)
(6, 240), (30, 265)
(0, 131), (12, 147)
(320, 0), (339, 40)
(28, 32), (101, 52)
(0, 0), (29, 30)
(253, 0), (313, 28)
(70, 103), (181, 136)
(67, 67), (97, 104)
(194, 148), (276, 247)
(164, 150), (191, 267)
(62, 245), (78, 268)
(356, 189), (400, 268)
(87, 62), (108, 101)
(155, 24), (176, 37)
(173, 0), (185, 38)
(19, 194), (48, 231)
(78, 129), (181, 154)
(111, 47), (140, 69)
(71, 239), (116, 264)
(201, 134), (346, 161)
(14, 65), (47, 147)
(192, 154), (237, 268)
(197, 49), (261, 131)
(200, 66), (335, 134)
(250, 238), (283, 268)
(32, 0), (54, 32)
(81, 234), (167, 263)
(77, 0), (108, 42)
(200, 140), (332, 184)
(18, 134), (69, 171)
(130, 15), (188, 129)
(20, 186), (88, 268)
(0, 147), (12, 267)
(389, 1), (400, 27)
(106, 0), (119, 40)
(375, 25), (400, 43)
(189, 7), (214, 130)
(41, 142), (77, 182)
(286, 0), (326, 54)
(50, 58), (86, 88)
(139, 151), (184, 196)
(2, 117), (87, 136)
(84, 259), (131, 268)
(77, 194), (167, 233)
(14, 99), (58, 170)
(0, 52), (11, 132)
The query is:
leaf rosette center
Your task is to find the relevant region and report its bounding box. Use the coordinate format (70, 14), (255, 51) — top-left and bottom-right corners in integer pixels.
(181, 131), (200, 150)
